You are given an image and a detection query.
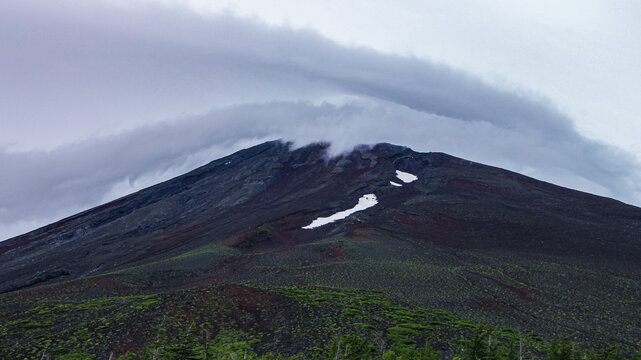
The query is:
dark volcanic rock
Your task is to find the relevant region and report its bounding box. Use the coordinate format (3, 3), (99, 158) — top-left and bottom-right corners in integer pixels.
(1, 140), (640, 294)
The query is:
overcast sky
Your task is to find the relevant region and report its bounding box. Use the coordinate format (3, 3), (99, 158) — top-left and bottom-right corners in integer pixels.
(1, 0), (640, 241)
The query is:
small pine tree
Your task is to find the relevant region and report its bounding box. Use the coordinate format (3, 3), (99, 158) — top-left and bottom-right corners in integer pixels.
(384, 342), (440, 360)
(312, 335), (375, 360)
(546, 337), (582, 360)
(503, 339), (518, 360)
(591, 345), (624, 360)
(457, 327), (500, 360)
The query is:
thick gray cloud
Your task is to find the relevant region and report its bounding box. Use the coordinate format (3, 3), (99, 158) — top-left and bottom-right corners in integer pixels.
(1, 1), (575, 148)
(1, 1), (640, 240)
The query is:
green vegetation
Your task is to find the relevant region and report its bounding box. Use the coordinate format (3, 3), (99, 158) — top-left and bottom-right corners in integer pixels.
(1, 284), (639, 359)
(63, 330), (641, 360)
(1, 221), (639, 359)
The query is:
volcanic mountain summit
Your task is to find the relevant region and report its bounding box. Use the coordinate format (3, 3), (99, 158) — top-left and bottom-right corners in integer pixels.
(1, 141), (640, 358)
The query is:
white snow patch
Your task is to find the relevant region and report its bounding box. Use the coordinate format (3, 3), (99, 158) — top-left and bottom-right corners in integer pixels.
(390, 181), (402, 187)
(395, 170), (418, 183)
(302, 194), (378, 229)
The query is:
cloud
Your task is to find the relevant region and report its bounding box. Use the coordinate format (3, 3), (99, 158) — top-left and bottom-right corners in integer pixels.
(0, 1), (639, 240)
(0, 0), (574, 149)
(2, 100), (640, 241)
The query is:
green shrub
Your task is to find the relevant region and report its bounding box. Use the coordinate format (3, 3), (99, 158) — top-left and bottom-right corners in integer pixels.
(312, 335), (375, 360)
(57, 353), (96, 360)
(546, 337), (583, 360)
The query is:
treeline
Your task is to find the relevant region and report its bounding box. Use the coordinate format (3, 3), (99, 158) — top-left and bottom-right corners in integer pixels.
(53, 328), (641, 360)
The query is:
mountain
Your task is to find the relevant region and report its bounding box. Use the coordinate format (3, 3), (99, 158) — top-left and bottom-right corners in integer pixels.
(1, 141), (640, 359)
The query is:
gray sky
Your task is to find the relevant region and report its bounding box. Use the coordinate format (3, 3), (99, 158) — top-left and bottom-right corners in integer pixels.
(1, 0), (640, 240)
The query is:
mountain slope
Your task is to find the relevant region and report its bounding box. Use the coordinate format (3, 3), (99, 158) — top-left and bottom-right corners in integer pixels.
(1, 141), (640, 357)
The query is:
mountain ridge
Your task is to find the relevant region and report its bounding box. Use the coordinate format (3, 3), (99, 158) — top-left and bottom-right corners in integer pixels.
(2, 140), (640, 294)
(5, 140), (639, 244)
(1, 140), (640, 357)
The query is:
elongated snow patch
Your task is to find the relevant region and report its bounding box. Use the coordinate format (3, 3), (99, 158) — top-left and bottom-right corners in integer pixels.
(396, 170), (418, 183)
(302, 194), (378, 229)
(390, 181), (402, 187)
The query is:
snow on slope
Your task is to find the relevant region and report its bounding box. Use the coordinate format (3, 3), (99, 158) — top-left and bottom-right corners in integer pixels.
(302, 194), (378, 229)
(395, 170), (417, 183)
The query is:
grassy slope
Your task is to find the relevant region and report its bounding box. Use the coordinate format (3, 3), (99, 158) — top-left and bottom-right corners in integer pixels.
(2, 230), (640, 359)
